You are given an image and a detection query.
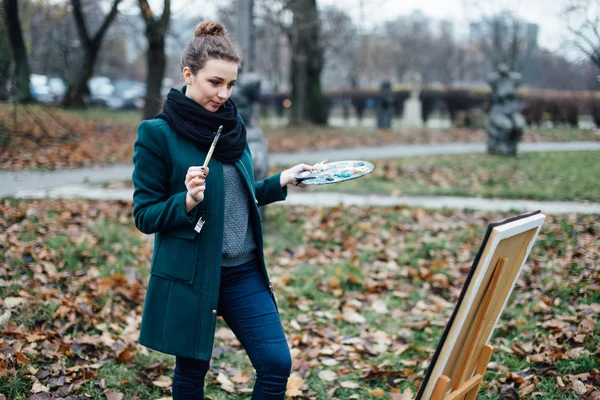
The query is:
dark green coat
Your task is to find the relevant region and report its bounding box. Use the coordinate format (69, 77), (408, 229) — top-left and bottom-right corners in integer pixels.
(132, 118), (287, 360)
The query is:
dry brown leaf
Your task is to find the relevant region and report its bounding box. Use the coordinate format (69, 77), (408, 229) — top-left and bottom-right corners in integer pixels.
(0, 310), (11, 326)
(572, 379), (588, 395)
(31, 382), (50, 393)
(286, 373), (305, 397)
(152, 375), (172, 388)
(342, 310), (366, 324)
(3, 297), (26, 309)
(318, 370), (337, 382)
(217, 372), (236, 393)
(104, 390), (124, 400)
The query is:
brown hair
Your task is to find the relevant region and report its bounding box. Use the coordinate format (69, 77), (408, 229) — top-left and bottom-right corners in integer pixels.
(181, 21), (242, 74)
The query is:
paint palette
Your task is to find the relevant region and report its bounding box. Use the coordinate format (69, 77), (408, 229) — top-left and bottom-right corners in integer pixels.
(295, 160), (374, 185)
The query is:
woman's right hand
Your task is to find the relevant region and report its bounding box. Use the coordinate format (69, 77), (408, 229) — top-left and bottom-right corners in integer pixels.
(185, 166), (209, 211)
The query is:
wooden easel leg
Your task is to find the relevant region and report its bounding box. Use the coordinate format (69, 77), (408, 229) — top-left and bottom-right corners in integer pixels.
(431, 375), (451, 400)
(464, 344), (495, 400)
(453, 257), (506, 389)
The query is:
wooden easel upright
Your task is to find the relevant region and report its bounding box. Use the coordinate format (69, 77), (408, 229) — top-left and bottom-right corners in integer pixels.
(430, 257), (506, 400)
(430, 344), (494, 400)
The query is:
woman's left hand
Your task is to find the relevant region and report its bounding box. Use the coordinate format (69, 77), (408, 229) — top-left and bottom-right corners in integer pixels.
(280, 163), (313, 188)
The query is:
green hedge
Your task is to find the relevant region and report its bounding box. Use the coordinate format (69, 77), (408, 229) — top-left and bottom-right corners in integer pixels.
(259, 88), (600, 126)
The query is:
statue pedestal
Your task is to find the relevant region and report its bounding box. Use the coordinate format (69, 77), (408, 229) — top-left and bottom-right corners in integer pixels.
(402, 98), (423, 128)
(246, 126), (269, 182)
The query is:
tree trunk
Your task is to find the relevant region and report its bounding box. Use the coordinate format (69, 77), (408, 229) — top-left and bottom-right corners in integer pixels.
(138, 0), (170, 120)
(289, 0), (327, 125)
(3, 0), (32, 102)
(61, 46), (98, 107)
(143, 35), (166, 120)
(61, 0), (121, 108)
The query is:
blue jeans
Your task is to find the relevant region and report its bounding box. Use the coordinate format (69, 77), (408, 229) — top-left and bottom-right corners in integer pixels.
(172, 260), (291, 399)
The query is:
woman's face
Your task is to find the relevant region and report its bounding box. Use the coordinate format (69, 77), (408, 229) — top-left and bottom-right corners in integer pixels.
(183, 59), (238, 112)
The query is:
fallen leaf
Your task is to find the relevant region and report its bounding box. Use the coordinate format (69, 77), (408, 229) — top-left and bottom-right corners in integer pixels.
(572, 379), (588, 395)
(286, 373), (305, 397)
(104, 390), (124, 400)
(152, 375), (172, 388)
(3, 297), (26, 309)
(31, 382), (50, 393)
(217, 373), (235, 393)
(342, 310), (366, 324)
(0, 310), (10, 326)
(340, 381), (360, 389)
(318, 370), (337, 382)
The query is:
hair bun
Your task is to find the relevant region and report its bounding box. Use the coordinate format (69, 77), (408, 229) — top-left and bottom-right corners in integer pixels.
(195, 21), (227, 38)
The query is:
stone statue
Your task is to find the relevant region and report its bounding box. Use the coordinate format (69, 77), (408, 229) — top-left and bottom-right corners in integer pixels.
(401, 71), (424, 128)
(486, 64), (525, 156)
(377, 81), (393, 129)
(409, 71), (422, 100)
(231, 72), (269, 182)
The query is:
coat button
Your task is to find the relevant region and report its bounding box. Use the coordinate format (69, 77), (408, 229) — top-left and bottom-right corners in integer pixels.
(212, 310), (217, 315)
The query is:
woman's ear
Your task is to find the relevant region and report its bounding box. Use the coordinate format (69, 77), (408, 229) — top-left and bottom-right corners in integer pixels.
(182, 67), (192, 84)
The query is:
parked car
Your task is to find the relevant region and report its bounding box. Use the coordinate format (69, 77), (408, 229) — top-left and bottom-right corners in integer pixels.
(112, 79), (146, 110)
(30, 74), (53, 103)
(89, 76), (118, 108)
(48, 78), (67, 102)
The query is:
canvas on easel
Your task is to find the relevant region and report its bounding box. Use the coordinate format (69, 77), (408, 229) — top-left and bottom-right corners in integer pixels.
(416, 210), (546, 400)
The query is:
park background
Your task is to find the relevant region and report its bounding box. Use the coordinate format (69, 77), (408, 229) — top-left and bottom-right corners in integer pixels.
(0, 0), (599, 399)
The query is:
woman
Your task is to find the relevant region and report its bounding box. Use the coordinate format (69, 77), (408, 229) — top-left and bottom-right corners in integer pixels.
(132, 20), (312, 400)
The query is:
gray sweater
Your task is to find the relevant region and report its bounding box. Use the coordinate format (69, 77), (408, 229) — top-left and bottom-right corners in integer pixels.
(221, 163), (257, 266)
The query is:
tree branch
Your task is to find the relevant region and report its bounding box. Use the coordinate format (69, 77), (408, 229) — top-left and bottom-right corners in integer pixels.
(91, 0), (122, 47)
(70, 0), (91, 48)
(159, 0), (171, 30)
(138, 0), (154, 25)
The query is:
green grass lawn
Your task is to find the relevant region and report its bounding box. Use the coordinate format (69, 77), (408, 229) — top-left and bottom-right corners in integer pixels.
(294, 151), (600, 202)
(1, 199), (598, 399)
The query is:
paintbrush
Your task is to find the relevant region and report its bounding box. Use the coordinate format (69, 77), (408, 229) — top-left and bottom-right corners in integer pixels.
(203, 125), (223, 168)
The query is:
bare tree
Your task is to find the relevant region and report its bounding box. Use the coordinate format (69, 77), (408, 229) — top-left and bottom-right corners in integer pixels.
(61, 0), (122, 107)
(385, 13), (435, 82)
(320, 6), (358, 87)
(469, 10), (537, 72)
(565, 0), (600, 69)
(2, 0), (32, 102)
(138, 0), (171, 120)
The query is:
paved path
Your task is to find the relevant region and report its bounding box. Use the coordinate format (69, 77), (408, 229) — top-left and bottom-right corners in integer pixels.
(1, 141), (599, 198)
(13, 184), (600, 214)
(269, 141), (600, 165)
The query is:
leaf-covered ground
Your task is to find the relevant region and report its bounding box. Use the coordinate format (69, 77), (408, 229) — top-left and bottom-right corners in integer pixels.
(1, 199), (598, 399)
(1, 104), (599, 170)
(283, 151), (600, 202)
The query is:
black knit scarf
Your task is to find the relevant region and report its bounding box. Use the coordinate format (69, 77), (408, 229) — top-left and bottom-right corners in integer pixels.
(156, 87), (246, 164)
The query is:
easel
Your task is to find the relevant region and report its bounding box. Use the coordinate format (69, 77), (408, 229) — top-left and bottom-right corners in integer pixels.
(430, 344), (494, 400)
(415, 212), (546, 400)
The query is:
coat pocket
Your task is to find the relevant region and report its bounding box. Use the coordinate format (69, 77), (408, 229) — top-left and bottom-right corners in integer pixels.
(150, 224), (199, 284)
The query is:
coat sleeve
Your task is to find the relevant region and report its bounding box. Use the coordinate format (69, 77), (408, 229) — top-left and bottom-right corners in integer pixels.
(255, 173), (288, 207)
(132, 120), (197, 234)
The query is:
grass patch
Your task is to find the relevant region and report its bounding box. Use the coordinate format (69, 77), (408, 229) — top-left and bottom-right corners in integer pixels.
(292, 151), (600, 202)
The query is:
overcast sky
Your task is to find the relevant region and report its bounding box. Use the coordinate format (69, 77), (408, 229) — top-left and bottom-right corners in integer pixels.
(144, 0), (572, 51)
(320, 0), (570, 50)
